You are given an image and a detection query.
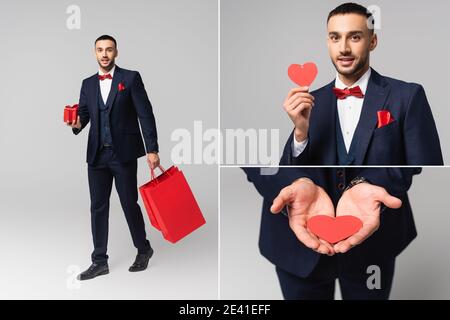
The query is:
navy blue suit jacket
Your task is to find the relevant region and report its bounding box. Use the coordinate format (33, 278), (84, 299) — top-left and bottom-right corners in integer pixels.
(243, 167), (421, 278)
(73, 66), (158, 164)
(280, 69), (443, 165)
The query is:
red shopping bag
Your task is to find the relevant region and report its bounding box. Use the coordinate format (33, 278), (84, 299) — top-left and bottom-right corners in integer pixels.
(139, 165), (206, 243)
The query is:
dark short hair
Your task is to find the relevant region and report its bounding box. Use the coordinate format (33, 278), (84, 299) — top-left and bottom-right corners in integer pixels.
(327, 2), (374, 30)
(95, 35), (117, 47)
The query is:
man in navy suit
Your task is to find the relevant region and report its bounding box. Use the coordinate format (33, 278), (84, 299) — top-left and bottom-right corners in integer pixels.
(280, 3), (443, 165)
(66, 35), (159, 280)
(243, 167), (421, 299)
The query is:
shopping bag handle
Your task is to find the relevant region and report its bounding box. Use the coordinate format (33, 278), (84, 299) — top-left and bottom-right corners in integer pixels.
(150, 165), (170, 182)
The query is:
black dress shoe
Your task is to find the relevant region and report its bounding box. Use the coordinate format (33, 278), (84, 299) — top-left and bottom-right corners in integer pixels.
(129, 248), (154, 272)
(77, 263), (109, 281)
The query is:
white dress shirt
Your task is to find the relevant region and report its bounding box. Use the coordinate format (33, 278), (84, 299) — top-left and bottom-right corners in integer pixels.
(99, 65), (116, 105)
(292, 68), (371, 156)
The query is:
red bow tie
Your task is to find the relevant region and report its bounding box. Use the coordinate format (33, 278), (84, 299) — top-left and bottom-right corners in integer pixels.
(98, 73), (113, 81)
(332, 86), (364, 99)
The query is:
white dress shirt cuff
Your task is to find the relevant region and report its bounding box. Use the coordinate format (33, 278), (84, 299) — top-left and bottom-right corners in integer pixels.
(291, 133), (308, 157)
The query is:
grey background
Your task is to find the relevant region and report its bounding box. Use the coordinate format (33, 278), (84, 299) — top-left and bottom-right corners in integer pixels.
(0, 0), (218, 299)
(220, 167), (450, 299)
(221, 0), (450, 164)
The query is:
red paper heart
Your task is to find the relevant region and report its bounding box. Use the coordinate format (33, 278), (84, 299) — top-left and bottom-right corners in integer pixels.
(307, 215), (363, 244)
(288, 62), (318, 87)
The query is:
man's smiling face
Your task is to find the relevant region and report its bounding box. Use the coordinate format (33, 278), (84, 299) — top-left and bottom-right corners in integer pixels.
(327, 13), (377, 80)
(95, 39), (118, 72)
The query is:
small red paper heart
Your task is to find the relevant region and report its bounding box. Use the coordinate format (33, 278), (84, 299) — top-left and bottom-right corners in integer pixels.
(307, 215), (363, 244)
(288, 62), (318, 87)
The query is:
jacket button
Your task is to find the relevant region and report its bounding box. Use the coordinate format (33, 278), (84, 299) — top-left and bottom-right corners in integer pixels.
(337, 170), (344, 177)
(338, 183), (345, 191)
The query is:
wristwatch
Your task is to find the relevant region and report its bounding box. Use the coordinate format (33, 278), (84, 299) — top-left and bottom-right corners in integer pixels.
(344, 176), (368, 192)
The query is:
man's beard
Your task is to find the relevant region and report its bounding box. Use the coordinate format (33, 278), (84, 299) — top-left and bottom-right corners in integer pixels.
(98, 58), (115, 71)
(332, 54), (368, 78)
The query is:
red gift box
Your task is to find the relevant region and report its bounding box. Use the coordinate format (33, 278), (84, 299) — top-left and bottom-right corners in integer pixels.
(64, 104), (78, 123)
(139, 165), (206, 243)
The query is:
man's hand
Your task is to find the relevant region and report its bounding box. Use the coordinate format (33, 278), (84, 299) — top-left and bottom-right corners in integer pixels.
(334, 182), (402, 254)
(271, 178), (335, 255)
(147, 152), (160, 170)
(66, 115), (81, 129)
(283, 86), (315, 142)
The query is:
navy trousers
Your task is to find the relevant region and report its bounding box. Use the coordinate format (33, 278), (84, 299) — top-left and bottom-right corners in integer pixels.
(87, 146), (151, 265)
(276, 254), (395, 300)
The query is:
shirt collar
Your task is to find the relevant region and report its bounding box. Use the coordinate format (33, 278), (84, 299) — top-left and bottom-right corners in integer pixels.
(99, 65), (116, 77)
(334, 67), (371, 94)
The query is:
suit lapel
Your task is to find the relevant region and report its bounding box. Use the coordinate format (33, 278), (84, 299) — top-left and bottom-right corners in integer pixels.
(312, 81), (337, 164)
(88, 75), (100, 123)
(347, 68), (390, 164)
(325, 84), (338, 164)
(105, 66), (123, 112)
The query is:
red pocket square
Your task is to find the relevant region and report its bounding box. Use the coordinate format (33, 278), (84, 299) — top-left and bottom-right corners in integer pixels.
(377, 110), (395, 128)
